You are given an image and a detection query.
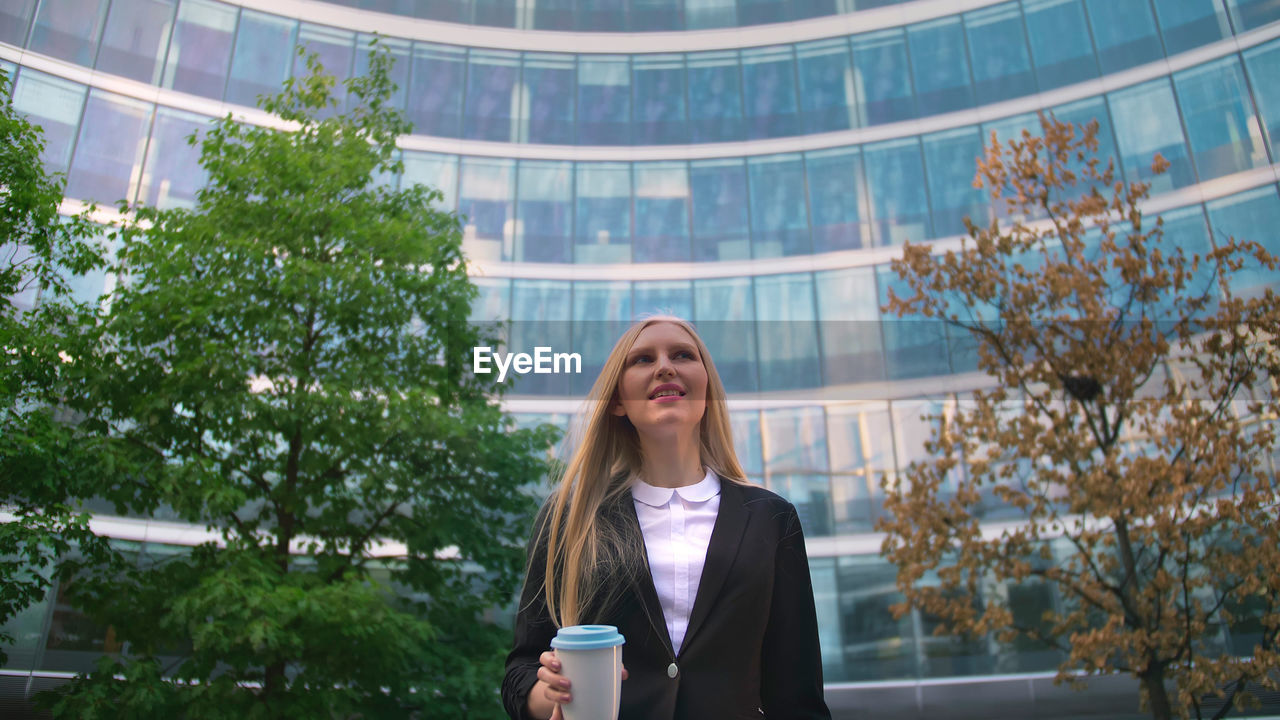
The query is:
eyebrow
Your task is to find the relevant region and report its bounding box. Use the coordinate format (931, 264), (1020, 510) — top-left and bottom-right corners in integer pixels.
(627, 341), (698, 358)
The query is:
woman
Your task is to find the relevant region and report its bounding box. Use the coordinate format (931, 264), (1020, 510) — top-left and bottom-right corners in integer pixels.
(502, 317), (831, 720)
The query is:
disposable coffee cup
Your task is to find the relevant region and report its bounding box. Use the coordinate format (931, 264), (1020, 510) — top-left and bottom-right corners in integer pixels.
(551, 624), (625, 720)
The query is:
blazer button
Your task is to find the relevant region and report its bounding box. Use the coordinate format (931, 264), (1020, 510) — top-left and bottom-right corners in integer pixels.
(667, 663), (678, 679)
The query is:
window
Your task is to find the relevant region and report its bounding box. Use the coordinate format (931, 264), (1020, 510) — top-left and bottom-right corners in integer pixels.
(401, 152), (458, 211)
(816, 267), (885, 384)
(688, 51), (744, 142)
(796, 38), (857, 134)
(1108, 79), (1195, 193)
(741, 45), (799, 139)
(509, 280), (572, 395)
(1151, 0), (1231, 55)
(1084, 0), (1164, 73)
(161, 0), (236, 98)
(11, 69), (86, 174)
(28, 0), (109, 67)
(457, 157), (515, 261)
(522, 53), (575, 145)
(1224, 0), (1280, 31)
(1206, 186), (1280, 297)
(827, 402), (895, 533)
(633, 55), (686, 145)
(851, 30), (915, 125)
(96, 0), (174, 84)
(1243, 41), (1280, 162)
(633, 162), (691, 263)
(465, 50), (520, 142)
(1175, 57), (1268, 181)
(293, 24), (354, 111)
(693, 277), (757, 392)
(878, 265), (951, 379)
(408, 43), (465, 138)
(570, 281), (631, 393)
(689, 159), (750, 261)
(748, 154), (810, 258)
(514, 160), (573, 263)
(66, 90), (153, 204)
(806, 147), (870, 252)
(907, 17), (974, 116)
(352, 35), (409, 113)
(864, 138), (931, 246)
(633, 280), (692, 319)
(574, 163), (631, 263)
(225, 10), (295, 107)
(577, 56), (630, 145)
(964, 3), (1036, 105)
(0, 0), (36, 46)
(137, 107), (206, 209)
(1023, 0), (1098, 90)
(753, 273), (820, 391)
(923, 127), (989, 237)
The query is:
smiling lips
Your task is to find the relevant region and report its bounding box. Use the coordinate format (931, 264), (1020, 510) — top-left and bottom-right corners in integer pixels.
(649, 383), (686, 402)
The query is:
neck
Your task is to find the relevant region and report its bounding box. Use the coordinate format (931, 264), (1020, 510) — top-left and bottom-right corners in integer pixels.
(637, 428), (704, 488)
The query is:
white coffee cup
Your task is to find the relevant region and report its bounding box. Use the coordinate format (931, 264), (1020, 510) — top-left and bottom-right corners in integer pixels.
(551, 624), (626, 720)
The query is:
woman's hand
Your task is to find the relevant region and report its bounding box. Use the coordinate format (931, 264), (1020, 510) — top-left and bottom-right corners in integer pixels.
(525, 650), (629, 720)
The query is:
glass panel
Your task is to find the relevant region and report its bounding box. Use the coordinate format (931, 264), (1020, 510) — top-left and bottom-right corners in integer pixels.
(1051, 95), (1122, 196)
(878, 264), (950, 379)
(688, 50), (744, 142)
(1206, 186), (1280, 297)
(763, 406), (828, 473)
(11, 69), (87, 174)
(533, 0), (574, 30)
(420, 0), (468, 23)
(224, 10), (295, 107)
(65, 90), (152, 204)
(352, 35), (409, 113)
(729, 409), (763, 476)
(465, 49), (520, 142)
(739, 0), (787, 25)
(574, 163), (631, 263)
(1244, 41), (1280, 161)
(753, 273), (820, 391)
(293, 24), (354, 112)
(806, 147), (869, 253)
(409, 43), (465, 138)
(1175, 57), (1268, 181)
(923, 127), (989, 238)
(0, 0), (37, 46)
(137, 106), (206, 209)
(631, 0), (681, 30)
(457, 157), (515, 262)
(522, 52), (575, 145)
(908, 17), (973, 116)
(577, 56), (630, 145)
(827, 402), (894, 533)
(515, 160), (573, 263)
(1108, 79), (1195, 193)
(1151, 0), (1231, 55)
(964, 3), (1035, 105)
(571, 281), (631, 393)
(633, 280), (692, 319)
(686, 0), (736, 29)
(633, 54), (686, 145)
(401, 151), (458, 211)
(864, 138), (931, 247)
(1085, 0), (1163, 74)
(747, 154), (809, 258)
(474, 0), (516, 27)
(741, 45), (799, 139)
(693, 277), (757, 392)
(633, 162), (691, 263)
(509, 279), (572, 395)
(96, 0), (174, 84)
(816, 267), (885, 384)
(689, 159), (750, 261)
(837, 554), (916, 680)
(470, 277), (510, 325)
(1157, 205), (1217, 317)
(811, 557), (843, 679)
(161, 0), (235, 98)
(1023, 0), (1098, 90)
(29, 0), (109, 66)
(0, 575), (53, 671)
(577, 0), (626, 31)
(788, 0), (836, 21)
(1224, 0), (1280, 30)
(851, 29), (914, 125)
(769, 474), (833, 536)
(796, 38), (856, 134)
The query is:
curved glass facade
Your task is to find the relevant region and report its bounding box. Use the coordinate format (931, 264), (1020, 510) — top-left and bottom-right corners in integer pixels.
(4, 0), (1280, 711)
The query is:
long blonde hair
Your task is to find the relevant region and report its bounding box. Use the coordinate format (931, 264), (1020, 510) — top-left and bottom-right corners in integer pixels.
(536, 316), (747, 628)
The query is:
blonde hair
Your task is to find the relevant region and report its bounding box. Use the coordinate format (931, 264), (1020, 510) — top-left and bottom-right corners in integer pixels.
(536, 316), (747, 628)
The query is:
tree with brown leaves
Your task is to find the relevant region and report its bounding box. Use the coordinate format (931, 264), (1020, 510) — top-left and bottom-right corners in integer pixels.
(880, 113), (1280, 720)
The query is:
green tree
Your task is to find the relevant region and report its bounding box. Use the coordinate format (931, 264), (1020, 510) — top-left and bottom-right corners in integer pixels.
(0, 67), (119, 667)
(39, 47), (556, 719)
(881, 115), (1280, 719)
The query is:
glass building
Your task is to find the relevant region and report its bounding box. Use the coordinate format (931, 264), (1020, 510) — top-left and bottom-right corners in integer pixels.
(2, 0), (1280, 716)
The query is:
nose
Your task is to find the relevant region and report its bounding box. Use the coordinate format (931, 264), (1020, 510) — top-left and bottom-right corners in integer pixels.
(655, 352), (675, 378)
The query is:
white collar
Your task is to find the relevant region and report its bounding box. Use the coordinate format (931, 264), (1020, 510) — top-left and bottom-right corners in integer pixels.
(631, 468), (720, 507)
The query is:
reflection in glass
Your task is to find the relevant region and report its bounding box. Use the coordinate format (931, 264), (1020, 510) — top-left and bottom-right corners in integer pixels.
(293, 24), (354, 112)
(457, 157), (514, 261)
(688, 51), (743, 142)
(837, 554), (916, 680)
(816, 267), (885, 385)
(633, 280), (692, 320)
(29, 0), (109, 67)
(964, 3), (1035, 105)
(729, 410), (763, 476)
(401, 152), (458, 211)
(864, 139), (931, 246)
(509, 279), (571, 395)
(522, 53), (575, 145)
(908, 17), (974, 116)
(66, 90), (152, 204)
(515, 160), (573, 263)
(1023, 0), (1098, 90)
(578, 56), (630, 145)
(1206, 186), (1280, 297)
(851, 30), (914, 126)
(352, 34), (409, 113)
(162, 0), (235, 98)
(693, 277), (757, 392)
(796, 38), (855, 134)
(633, 162), (691, 263)
(633, 55), (687, 145)
(753, 274), (820, 391)
(878, 266), (950, 379)
(225, 10), (295, 107)
(1244, 41), (1280, 161)
(1084, 0), (1163, 73)
(923, 127), (988, 237)
(690, 160), (750, 262)
(137, 107), (206, 209)
(465, 50), (520, 142)
(748, 154), (810, 258)
(806, 147), (869, 252)
(1223, 0), (1280, 31)
(686, 0), (736, 29)
(1151, 0), (1231, 55)
(571, 281), (631, 393)
(741, 46), (799, 139)
(1175, 57), (1267, 181)
(11, 69), (87, 174)
(1108, 79), (1195, 193)
(0, 0), (37, 46)
(574, 163), (631, 264)
(409, 44), (465, 138)
(97, 0), (175, 84)
(827, 402), (894, 533)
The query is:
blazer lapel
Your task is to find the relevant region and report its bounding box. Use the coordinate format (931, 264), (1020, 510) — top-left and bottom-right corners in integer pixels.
(678, 478), (749, 656)
(621, 498), (676, 658)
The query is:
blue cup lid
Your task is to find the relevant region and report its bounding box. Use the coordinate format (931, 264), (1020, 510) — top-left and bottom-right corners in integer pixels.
(551, 624), (625, 650)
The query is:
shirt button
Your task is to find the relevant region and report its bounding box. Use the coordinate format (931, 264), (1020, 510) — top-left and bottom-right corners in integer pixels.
(667, 663), (679, 679)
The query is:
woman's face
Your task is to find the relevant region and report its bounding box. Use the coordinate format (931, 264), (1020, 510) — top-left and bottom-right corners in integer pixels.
(612, 322), (709, 441)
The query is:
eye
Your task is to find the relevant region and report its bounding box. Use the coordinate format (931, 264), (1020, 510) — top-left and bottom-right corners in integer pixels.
(630, 354), (652, 365)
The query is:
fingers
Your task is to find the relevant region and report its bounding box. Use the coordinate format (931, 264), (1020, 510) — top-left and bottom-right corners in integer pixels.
(537, 653), (571, 706)
(551, 706), (563, 720)
(621, 664), (629, 681)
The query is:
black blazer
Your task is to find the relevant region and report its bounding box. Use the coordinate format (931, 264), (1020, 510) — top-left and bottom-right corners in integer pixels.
(502, 479), (831, 720)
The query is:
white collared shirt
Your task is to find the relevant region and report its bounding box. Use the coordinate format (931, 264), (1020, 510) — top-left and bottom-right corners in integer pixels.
(630, 468), (721, 655)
